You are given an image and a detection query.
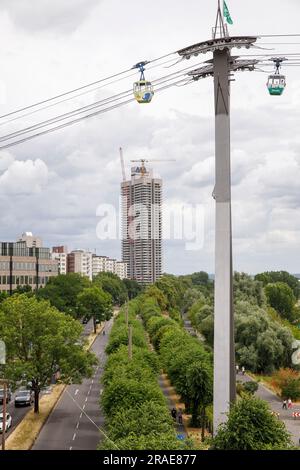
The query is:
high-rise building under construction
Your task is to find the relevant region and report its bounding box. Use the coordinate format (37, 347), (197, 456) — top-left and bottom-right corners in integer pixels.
(121, 162), (162, 285)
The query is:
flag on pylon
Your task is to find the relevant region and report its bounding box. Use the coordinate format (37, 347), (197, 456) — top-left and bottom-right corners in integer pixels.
(223, 1), (233, 25)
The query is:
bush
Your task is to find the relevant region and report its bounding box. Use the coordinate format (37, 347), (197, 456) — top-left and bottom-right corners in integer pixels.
(213, 396), (292, 450)
(243, 381), (259, 395)
(271, 368), (300, 400)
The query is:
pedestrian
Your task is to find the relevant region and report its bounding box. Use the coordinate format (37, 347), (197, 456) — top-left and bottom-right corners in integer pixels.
(177, 409), (183, 425)
(242, 366), (245, 375)
(236, 364), (239, 375)
(171, 407), (177, 420)
(103, 330), (105, 336)
(282, 399), (287, 409)
(288, 398), (293, 409)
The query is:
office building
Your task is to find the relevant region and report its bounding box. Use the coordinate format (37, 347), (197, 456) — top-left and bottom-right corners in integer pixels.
(0, 234), (58, 293)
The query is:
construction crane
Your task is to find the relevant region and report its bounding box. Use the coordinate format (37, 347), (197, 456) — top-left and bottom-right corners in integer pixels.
(130, 158), (176, 177)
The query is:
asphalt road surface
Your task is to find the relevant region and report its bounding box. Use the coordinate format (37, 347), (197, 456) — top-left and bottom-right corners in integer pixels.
(32, 317), (113, 450)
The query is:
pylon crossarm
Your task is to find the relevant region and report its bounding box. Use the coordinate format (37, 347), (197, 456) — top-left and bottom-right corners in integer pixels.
(187, 59), (260, 81)
(177, 36), (258, 59)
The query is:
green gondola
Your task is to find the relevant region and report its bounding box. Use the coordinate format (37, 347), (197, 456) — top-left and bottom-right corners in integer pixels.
(267, 74), (286, 96)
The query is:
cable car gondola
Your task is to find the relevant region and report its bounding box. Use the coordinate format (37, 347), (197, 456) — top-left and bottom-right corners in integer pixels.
(267, 58), (287, 96)
(133, 62), (154, 104)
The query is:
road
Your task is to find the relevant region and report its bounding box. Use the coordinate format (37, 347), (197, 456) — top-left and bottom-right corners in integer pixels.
(32, 317), (113, 450)
(0, 318), (95, 439)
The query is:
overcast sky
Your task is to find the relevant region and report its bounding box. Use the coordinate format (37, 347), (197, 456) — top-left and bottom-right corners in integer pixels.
(0, 0), (300, 275)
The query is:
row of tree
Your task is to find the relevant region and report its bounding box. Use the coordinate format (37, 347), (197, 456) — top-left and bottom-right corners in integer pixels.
(138, 289), (213, 439)
(99, 305), (191, 450)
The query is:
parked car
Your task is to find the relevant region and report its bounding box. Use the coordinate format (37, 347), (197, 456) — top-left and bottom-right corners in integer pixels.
(0, 388), (12, 404)
(82, 317), (89, 324)
(0, 413), (12, 433)
(14, 389), (34, 407)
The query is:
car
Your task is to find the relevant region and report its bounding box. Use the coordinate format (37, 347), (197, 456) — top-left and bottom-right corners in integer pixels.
(0, 388), (12, 404)
(0, 413), (12, 433)
(14, 389), (34, 407)
(82, 317), (89, 324)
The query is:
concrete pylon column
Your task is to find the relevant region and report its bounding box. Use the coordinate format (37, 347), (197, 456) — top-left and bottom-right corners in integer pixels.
(213, 48), (235, 433)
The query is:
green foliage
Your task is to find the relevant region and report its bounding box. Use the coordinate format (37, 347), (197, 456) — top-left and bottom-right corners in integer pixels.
(155, 274), (186, 310)
(93, 272), (127, 305)
(281, 378), (300, 401)
(190, 271), (210, 286)
(122, 278), (143, 300)
(144, 285), (168, 311)
(36, 273), (91, 317)
(0, 294), (97, 412)
(265, 282), (296, 321)
(212, 396), (292, 450)
(255, 271), (300, 299)
(77, 286), (112, 330)
(139, 296), (213, 427)
(100, 302), (189, 450)
(243, 381), (259, 395)
(235, 301), (293, 374)
(234, 272), (266, 307)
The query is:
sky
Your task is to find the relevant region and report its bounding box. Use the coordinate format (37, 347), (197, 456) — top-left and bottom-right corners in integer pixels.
(0, 0), (300, 275)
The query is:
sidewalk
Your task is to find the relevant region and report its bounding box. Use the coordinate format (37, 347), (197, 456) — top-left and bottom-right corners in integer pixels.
(158, 373), (186, 439)
(237, 373), (300, 446)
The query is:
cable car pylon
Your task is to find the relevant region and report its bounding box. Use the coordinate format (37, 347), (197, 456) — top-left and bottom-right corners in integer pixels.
(176, 1), (259, 434)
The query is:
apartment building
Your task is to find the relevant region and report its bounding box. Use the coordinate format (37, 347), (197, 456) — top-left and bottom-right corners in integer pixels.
(67, 249), (93, 280)
(52, 246), (68, 275)
(121, 163), (162, 284)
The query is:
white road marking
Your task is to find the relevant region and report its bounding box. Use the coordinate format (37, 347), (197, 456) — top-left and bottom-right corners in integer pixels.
(80, 412), (83, 419)
(74, 389), (79, 396)
(69, 447), (72, 451)
(76, 422), (79, 429)
(100, 389), (103, 395)
(72, 433), (76, 441)
(83, 404), (86, 410)
(85, 397), (88, 402)
(91, 380), (94, 384)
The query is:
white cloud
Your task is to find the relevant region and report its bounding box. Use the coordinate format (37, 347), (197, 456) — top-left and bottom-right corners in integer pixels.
(1, 0), (101, 33)
(0, 159), (49, 195)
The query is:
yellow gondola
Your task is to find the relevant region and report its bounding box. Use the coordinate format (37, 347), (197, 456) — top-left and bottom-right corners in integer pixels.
(133, 62), (154, 104)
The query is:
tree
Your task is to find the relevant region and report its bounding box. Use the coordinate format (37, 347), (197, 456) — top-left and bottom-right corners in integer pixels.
(122, 278), (143, 300)
(265, 282), (296, 321)
(190, 271), (209, 286)
(36, 273), (91, 317)
(94, 272), (127, 305)
(0, 295), (97, 412)
(213, 396), (292, 450)
(235, 302), (293, 373)
(255, 271), (300, 300)
(234, 272), (266, 307)
(144, 285), (168, 311)
(186, 360), (213, 438)
(77, 286), (112, 333)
